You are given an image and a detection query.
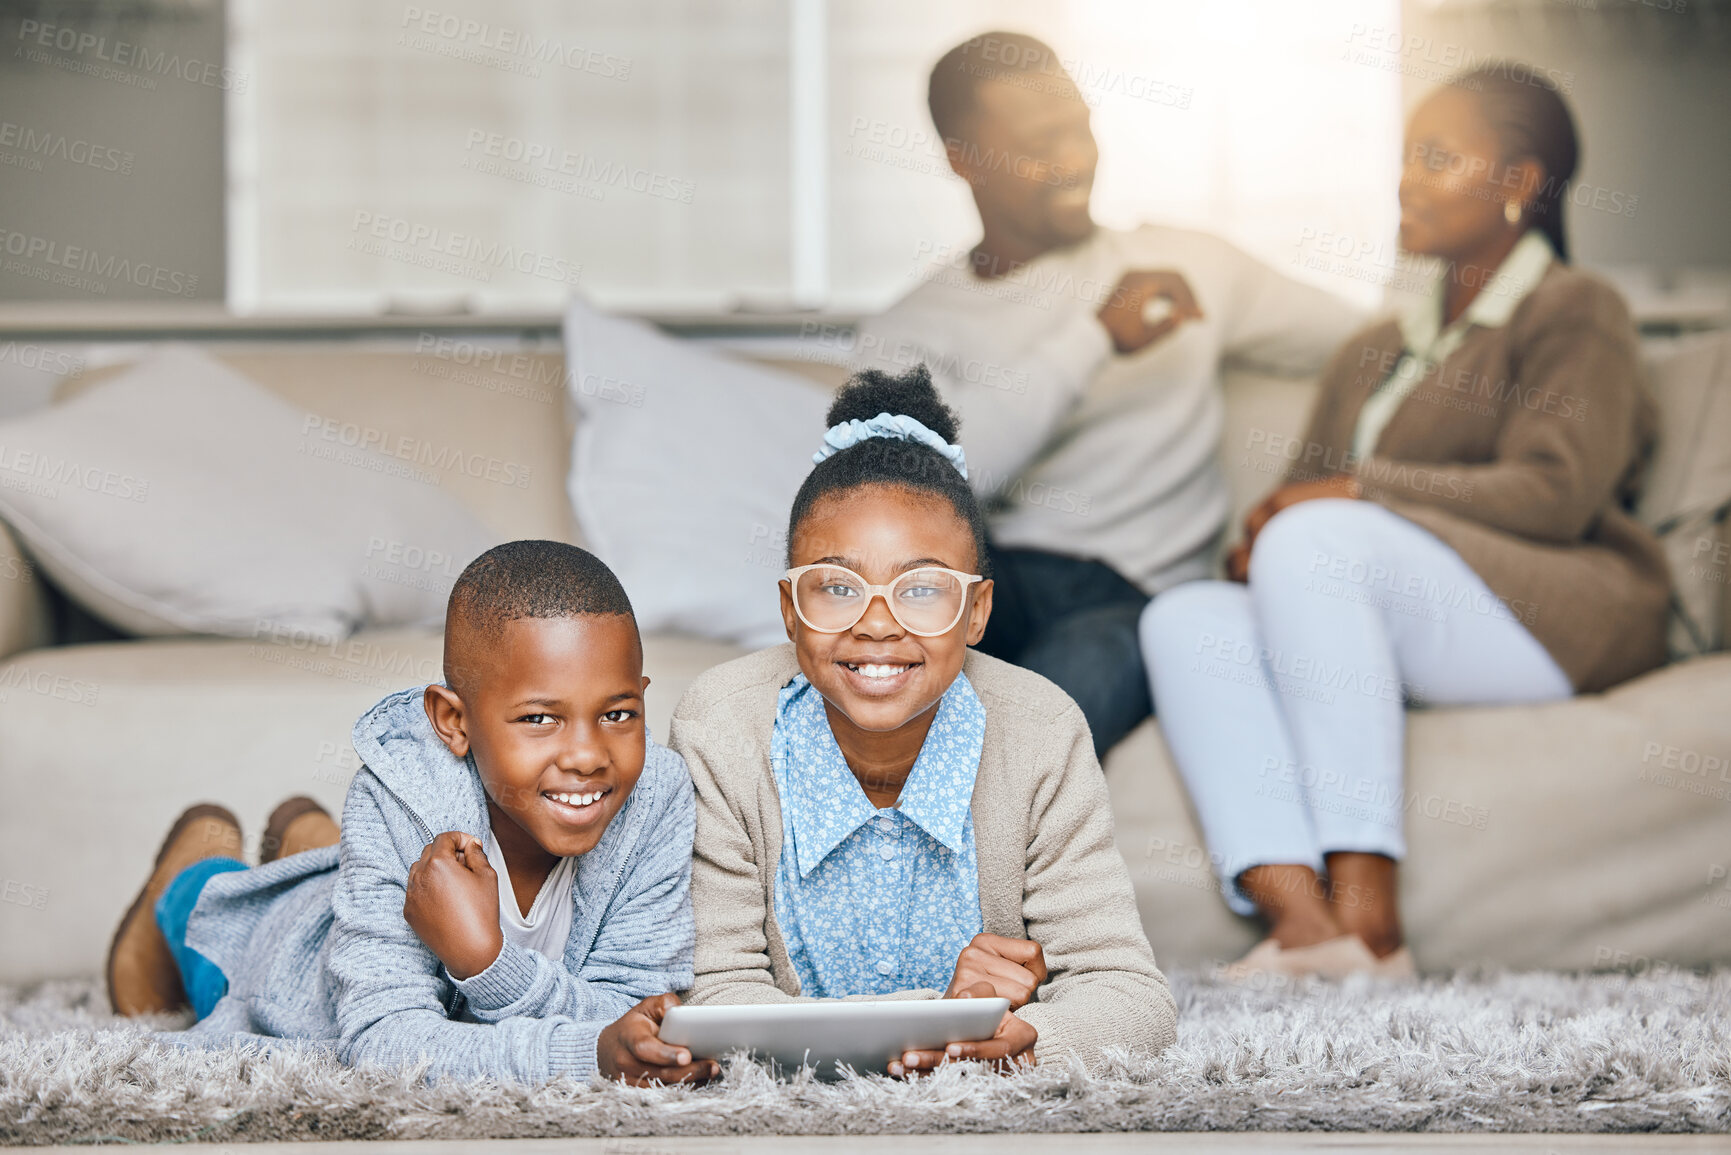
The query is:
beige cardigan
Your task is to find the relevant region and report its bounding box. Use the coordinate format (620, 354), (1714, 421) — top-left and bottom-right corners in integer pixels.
(669, 645), (1177, 1070)
(1289, 263), (1671, 692)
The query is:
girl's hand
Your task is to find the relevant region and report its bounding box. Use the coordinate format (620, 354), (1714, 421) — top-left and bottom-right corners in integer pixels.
(403, 831), (504, 980)
(889, 982), (1038, 1076)
(1236, 474), (1364, 575)
(597, 993), (720, 1086)
(943, 933), (1047, 1009)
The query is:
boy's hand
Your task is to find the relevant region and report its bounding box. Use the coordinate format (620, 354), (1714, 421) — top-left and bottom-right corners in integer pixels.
(597, 993), (720, 1086)
(403, 831), (504, 981)
(889, 982), (1038, 1076)
(944, 932), (1048, 1008)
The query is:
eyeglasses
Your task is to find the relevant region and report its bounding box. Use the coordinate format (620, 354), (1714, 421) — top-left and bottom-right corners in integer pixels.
(784, 564), (985, 637)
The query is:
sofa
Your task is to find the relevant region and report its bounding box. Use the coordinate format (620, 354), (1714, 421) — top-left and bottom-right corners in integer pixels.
(1, 337), (1727, 985)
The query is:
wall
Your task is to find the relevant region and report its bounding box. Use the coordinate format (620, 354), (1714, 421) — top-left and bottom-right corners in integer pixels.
(0, 1), (226, 303)
(1398, 0), (1731, 272)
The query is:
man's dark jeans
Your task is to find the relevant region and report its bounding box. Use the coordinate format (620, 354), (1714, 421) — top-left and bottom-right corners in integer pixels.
(976, 545), (1154, 759)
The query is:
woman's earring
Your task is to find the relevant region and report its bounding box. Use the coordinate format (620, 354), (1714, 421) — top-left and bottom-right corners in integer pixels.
(1504, 200), (1522, 225)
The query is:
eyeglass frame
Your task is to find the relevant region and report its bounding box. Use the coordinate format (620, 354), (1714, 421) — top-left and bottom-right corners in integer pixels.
(782, 563), (986, 638)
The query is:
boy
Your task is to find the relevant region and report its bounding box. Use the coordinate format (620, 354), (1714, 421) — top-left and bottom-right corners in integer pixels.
(105, 540), (716, 1085)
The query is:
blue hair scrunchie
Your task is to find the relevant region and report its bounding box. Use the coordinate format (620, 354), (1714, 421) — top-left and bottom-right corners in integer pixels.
(811, 411), (969, 479)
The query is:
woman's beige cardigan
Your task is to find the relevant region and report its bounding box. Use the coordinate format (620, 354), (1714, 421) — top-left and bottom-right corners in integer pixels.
(1291, 263), (1670, 691)
(669, 644), (1177, 1070)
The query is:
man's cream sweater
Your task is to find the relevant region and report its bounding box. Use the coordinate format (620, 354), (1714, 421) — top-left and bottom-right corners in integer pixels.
(670, 645), (1177, 1070)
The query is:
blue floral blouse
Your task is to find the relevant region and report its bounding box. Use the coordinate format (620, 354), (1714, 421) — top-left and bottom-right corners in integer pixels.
(770, 671), (986, 998)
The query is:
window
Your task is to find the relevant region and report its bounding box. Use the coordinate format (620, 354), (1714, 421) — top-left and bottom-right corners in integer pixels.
(227, 0), (1400, 315)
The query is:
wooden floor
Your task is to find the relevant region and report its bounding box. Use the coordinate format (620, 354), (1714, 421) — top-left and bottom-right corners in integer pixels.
(38, 1134), (1731, 1154)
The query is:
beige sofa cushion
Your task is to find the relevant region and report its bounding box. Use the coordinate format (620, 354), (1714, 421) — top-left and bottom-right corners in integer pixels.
(220, 348), (581, 546)
(57, 346), (578, 548)
(0, 627), (744, 983)
(5, 345), (499, 641)
(1105, 653), (1731, 972)
(1635, 331), (1731, 657)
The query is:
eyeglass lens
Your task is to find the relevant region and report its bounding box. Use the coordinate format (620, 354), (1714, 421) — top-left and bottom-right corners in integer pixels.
(793, 566), (968, 634)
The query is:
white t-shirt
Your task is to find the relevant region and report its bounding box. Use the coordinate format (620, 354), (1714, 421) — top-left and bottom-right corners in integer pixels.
(857, 224), (1365, 592)
(482, 824), (578, 964)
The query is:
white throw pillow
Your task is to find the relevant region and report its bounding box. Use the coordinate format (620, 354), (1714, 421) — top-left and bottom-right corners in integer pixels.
(0, 344), (499, 642)
(1635, 330), (1731, 658)
(564, 299), (829, 647)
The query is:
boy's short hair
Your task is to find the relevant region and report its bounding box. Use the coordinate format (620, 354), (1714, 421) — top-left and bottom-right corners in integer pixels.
(443, 540), (635, 690)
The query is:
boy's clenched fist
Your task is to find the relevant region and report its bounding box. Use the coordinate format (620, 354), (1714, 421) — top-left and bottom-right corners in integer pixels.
(403, 831), (504, 980)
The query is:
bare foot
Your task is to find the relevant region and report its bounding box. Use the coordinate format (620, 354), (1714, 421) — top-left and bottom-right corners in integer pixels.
(1239, 864), (1343, 950)
(1324, 851), (1404, 958)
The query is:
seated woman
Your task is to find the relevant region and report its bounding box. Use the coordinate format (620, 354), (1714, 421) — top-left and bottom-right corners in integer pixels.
(1139, 65), (1670, 978)
(671, 365), (1175, 1073)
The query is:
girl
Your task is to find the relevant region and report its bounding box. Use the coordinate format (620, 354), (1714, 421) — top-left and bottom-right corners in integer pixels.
(671, 365), (1175, 1074)
(1139, 66), (1670, 978)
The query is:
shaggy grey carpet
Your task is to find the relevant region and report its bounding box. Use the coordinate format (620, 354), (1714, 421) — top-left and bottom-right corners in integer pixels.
(3, 967), (1728, 1145)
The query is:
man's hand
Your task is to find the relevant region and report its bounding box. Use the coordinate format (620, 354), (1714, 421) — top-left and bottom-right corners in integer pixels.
(1229, 474), (1363, 582)
(1097, 269), (1203, 355)
(944, 933), (1048, 1008)
(889, 982), (1038, 1076)
(402, 831), (504, 981)
(597, 993), (720, 1086)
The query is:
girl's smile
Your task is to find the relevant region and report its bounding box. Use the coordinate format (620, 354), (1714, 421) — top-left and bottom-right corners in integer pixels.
(781, 484), (992, 805)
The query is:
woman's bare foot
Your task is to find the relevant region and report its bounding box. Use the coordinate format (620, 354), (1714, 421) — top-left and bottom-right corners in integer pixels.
(1238, 863), (1343, 950)
(107, 805), (243, 1015)
(260, 796), (340, 864)
(1324, 851), (1404, 959)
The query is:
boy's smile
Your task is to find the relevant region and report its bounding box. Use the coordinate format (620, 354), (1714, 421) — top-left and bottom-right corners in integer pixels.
(425, 614), (649, 909)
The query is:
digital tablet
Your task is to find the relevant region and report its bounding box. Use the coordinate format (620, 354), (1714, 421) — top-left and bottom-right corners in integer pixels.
(660, 997), (1010, 1078)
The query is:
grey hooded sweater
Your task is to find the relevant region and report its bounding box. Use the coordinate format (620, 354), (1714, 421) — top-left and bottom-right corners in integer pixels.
(174, 686), (696, 1082)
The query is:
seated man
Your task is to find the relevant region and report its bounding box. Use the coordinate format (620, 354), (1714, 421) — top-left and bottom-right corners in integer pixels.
(855, 31), (1363, 755)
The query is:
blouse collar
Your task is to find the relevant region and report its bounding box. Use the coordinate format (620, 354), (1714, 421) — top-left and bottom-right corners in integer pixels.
(774, 670), (985, 877)
(1399, 229), (1554, 363)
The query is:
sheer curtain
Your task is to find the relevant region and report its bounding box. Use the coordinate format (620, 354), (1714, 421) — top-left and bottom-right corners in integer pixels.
(228, 0), (1400, 314)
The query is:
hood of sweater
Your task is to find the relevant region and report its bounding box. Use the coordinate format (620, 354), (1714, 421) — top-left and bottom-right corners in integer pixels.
(348, 685), (666, 914)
